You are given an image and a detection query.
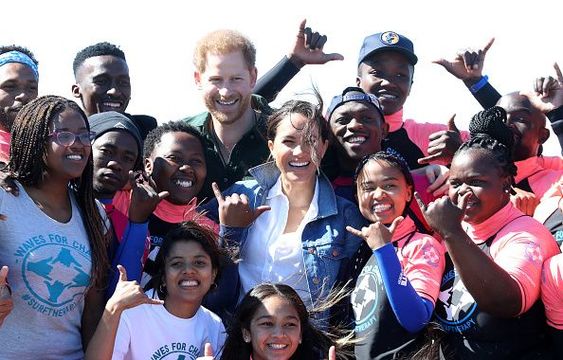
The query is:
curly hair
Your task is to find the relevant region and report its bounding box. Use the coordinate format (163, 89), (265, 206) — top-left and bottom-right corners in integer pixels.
(0, 44), (38, 65)
(143, 121), (207, 159)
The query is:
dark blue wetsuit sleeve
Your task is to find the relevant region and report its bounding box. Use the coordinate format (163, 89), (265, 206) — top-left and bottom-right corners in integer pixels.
(107, 221), (149, 297)
(467, 80), (502, 109)
(373, 244), (434, 333)
(254, 56), (301, 103)
(547, 106), (563, 154)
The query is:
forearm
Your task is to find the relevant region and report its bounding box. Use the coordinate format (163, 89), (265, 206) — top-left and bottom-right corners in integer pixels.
(254, 56), (301, 103)
(442, 229), (522, 317)
(374, 244), (434, 333)
(82, 287), (106, 350)
(464, 76), (501, 109)
(84, 305), (123, 360)
(546, 106), (563, 154)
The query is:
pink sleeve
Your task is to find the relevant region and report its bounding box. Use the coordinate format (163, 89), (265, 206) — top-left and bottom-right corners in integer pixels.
(491, 224), (560, 314)
(529, 171), (563, 200)
(403, 119), (470, 157)
(542, 254), (563, 329)
(399, 233), (446, 304)
(539, 156), (563, 170)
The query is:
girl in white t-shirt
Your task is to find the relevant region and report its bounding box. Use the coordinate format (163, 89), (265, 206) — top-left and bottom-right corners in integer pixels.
(85, 221), (226, 360)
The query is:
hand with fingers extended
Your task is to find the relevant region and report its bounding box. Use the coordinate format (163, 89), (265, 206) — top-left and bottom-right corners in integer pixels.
(288, 19), (344, 68)
(212, 182), (270, 227)
(106, 265), (163, 314)
(0, 266), (13, 327)
(418, 115), (462, 165)
(414, 192), (470, 239)
(434, 38), (495, 84)
(346, 217), (403, 250)
(510, 187), (539, 216)
(196, 343), (215, 360)
(525, 62), (563, 114)
(128, 171), (169, 223)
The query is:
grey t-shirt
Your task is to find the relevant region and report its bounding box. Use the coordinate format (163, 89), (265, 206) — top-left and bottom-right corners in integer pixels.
(0, 183), (92, 359)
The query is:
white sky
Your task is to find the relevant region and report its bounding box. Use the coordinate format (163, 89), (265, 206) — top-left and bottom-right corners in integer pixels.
(3, 0), (562, 154)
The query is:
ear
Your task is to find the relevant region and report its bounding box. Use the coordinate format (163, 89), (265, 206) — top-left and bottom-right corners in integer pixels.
(405, 184), (413, 203)
(268, 139), (274, 153)
(381, 121), (389, 139)
(355, 75), (361, 87)
(539, 127), (550, 145)
(249, 66), (258, 88)
(144, 157), (153, 176)
(211, 268), (218, 283)
(194, 71), (202, 89)
(241, 328), (251, 343)
(71, 84), (81, 100)
(318, 139), (329, 159)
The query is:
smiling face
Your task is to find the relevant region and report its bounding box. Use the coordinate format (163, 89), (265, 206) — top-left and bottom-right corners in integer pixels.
(243, 295), (302, 360)
(72, 55), (131, 116)
(92, 130), (139, 199)
(45, 109), (92, 181)
(329, 100), (387, 164)
(145, 131), (206, 205)
(356, 51), (414, 115)
(268, 113), (328, 186)
(0, 63), (38, 131)
(195, 50), (257, 125)
(496, 93), (549, 161)
(163, 240), (217, 317)
(356, 159), (412, 225)
(448, 149), (511, 224)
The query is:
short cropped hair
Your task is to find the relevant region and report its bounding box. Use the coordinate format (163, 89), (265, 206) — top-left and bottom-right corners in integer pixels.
(73, 42), (126, 76)
(193, 30), (256, 73)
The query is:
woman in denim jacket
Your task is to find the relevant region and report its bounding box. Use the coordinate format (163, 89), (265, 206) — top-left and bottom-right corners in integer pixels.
(203, 96), (365, 312)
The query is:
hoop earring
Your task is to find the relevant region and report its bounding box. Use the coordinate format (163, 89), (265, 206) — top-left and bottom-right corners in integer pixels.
(159, 283), (166, 294)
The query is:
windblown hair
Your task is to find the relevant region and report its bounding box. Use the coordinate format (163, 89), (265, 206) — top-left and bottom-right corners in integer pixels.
(73, 42), (126, 76)
(0, 44), (38, 65)
(457, 106), (517, 179)
(193, 30), (256, 73)
(9, 95), (109, 287)
(221, 283), (354, 360)
(147, 221), (223, 300)
(267, 90), (330, 167)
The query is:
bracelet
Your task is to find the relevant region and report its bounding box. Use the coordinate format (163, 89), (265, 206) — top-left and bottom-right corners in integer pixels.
(470, 75), (489, 94)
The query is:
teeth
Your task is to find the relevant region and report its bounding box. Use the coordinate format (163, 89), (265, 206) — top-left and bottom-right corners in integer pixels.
(378, 94), (397, 100)
(347, 136), (366, 144)
(289, 161), (309, 167)
(372, 203), (391, 212)
(268, 344), (288, 349)
(66, 154), (82, 160)
(103, 102), (121, 108)
(180, 280), (198, 287)
(175, 180), (193, 188)
(217, 99), (236, 105)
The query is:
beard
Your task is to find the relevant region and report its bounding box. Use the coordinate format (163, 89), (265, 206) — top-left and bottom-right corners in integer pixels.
(205, 93), (252, 125)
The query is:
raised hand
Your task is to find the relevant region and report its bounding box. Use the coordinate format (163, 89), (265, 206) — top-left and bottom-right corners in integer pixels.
(106, 265), (163, 314)
(414, 191), (470, 239)
(346, 216), (403, 250)
(510, 187), (539, 216)
(418, 114), (462, 165)
(288, 19), (344, 68)
(424, 164), (450, 197)
(433, 38), (495, 82)
(0, 266), (13, 326)
(526, 62), (563, 114)
(212, 182), (270, 227)
(196, 343), (214, 360)
(128, 170), (169, 223)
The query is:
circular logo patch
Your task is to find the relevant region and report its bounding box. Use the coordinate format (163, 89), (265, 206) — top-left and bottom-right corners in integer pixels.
(381, 31), (400, 45)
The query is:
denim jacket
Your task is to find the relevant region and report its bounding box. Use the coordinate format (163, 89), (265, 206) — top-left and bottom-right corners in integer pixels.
(203, 162), (365, 306)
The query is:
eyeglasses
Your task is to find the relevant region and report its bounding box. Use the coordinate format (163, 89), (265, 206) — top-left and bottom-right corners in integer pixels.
(48, 130), (96, 147)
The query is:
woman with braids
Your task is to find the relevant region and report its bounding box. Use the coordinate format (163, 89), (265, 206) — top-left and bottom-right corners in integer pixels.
(0, 95), (110, 359)
(204, 95), (364, 316)
(416, 106), (560, 359)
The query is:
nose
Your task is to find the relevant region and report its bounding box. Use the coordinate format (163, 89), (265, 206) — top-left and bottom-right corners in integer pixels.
(372, 187), (386, 200)
(348, 117), (363, 131)
(106, 159), (123, 171)
(106, 82), (122, 97)
(218, 86), (231, 97)
(14, 88), (33, 103)
(178, 163), (195, 174)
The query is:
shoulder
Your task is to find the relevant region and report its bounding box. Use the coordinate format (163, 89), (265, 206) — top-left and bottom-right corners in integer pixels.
(182, 112), (210, 128)
(198, 305), (224, 326)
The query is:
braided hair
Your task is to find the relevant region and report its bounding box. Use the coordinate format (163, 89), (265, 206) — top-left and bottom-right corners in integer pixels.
(9, 95), (109, 288)
(456, 106), (517, 180)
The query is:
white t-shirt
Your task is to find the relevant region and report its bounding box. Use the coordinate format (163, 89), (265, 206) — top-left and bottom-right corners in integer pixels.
(113, 304), (226, 360)
(0, 184), (99, 360)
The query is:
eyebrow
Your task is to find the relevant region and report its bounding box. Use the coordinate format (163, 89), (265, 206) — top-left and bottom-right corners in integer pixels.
(255, 315), (299, 321)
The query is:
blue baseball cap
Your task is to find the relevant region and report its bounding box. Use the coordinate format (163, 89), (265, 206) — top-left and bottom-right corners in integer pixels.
(357, 31), (418, 66)
(325, 87), (384, 121)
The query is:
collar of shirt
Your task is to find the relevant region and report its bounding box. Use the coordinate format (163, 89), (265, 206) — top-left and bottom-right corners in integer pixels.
(463, 202), (519, 242)
(514, 156), (544, 184)
(385, 109), (404, 132)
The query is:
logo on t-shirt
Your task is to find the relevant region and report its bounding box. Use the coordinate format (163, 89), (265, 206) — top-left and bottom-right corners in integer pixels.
(14, 233), (91, 317)
(352, 261), (383, 333)
(434, 268), (477, 333)
(150, 342), (200, 360)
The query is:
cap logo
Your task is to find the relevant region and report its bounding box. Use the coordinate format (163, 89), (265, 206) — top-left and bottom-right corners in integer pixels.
(381, 31), (400, 45)
(114, 122), (127, 129)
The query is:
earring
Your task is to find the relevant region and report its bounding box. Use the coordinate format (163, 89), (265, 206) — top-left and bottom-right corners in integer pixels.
(210, 282), (218, 291)
(159, 283), (166, 294)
